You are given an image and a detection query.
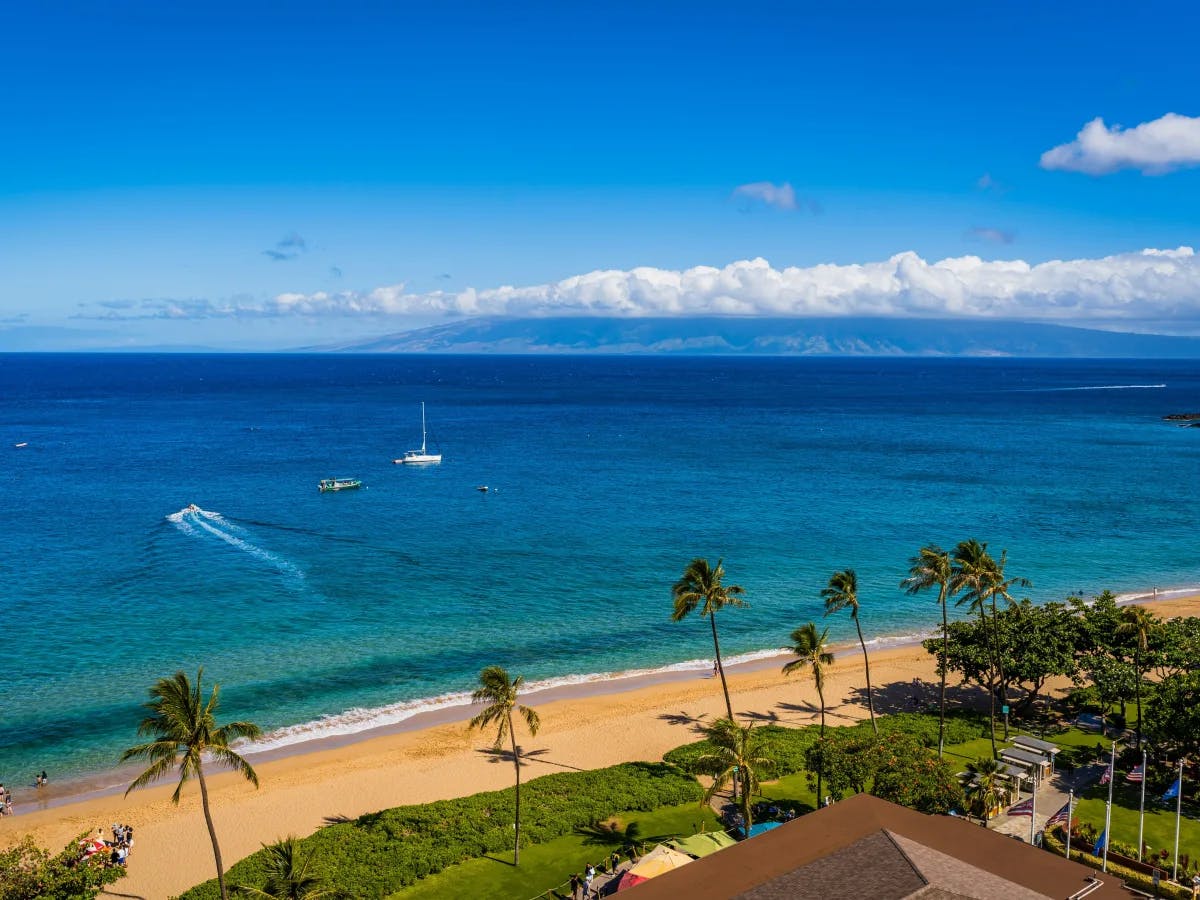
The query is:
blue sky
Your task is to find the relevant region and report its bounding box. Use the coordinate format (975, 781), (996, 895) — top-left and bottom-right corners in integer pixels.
(3, 1), (1200, 348)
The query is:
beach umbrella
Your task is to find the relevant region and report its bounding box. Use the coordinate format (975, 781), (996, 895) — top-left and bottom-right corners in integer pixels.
(615, 844), (693, 890)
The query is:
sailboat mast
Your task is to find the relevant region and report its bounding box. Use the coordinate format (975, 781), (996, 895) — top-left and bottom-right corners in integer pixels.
(420, 402), (427, 453)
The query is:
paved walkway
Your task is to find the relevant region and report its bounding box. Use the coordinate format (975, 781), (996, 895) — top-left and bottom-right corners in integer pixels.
(990, 762), (1103, 842)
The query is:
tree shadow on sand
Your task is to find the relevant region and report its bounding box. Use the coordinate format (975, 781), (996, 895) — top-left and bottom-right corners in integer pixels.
(846, 678), (991, 718)
(476, 746), (587, 772)
(657, 710), (709, 729)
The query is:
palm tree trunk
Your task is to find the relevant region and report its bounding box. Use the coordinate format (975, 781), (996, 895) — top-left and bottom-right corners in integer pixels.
(509, 714), (522, 866)
(993, 596), (1008, 739)
(710, 613), (735, 722)
(1134, 646), (1142, 749)
(939, 591), (948, 758)
(817, 684), (826, 807)
(196, 767), (228, 900)
(980, 606), (997, 757)
(741, 769), (752, 832)
(854, 617), (877, 735)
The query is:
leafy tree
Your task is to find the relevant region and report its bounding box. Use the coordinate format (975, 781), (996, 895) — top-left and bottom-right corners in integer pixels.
(671, 558), (748, 722)
(822, 568), (877, 735)
(1148, 616), (1200, 679)
(1115, 605), (1159, 748)
(468, 665), (541, 866)
(802, 731), (963, 814)
(964, 756), (1006, 827)
(871, 734), (965, 814)
(123, 669), (262, 900)
(233, 837), (338, 899)
(695, 718), (773, 833)
(782, 622), (834, 801)
(1071, 592), (1137, 725)
(922, 602), (1077, 717)
(902, 545), (955, 757)
(1143, 669), (1200, 760)
(0, 834), (125, 900)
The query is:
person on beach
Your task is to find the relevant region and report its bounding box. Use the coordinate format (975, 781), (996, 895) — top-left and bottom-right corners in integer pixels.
(585, 863), (595, 896)
(569, 872), (580, 899)
(40, 770), (47, 785)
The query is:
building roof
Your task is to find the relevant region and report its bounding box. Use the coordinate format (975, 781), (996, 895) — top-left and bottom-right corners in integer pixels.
(1012, 735), (1061, 755)
(1000, 747), (1052, 767)
(623, 794), (1126, 900)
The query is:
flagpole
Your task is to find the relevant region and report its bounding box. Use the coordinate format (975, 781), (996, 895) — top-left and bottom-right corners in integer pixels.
(1103, 741), (1116, 873)
(1030, 772), (1037, 846)
(1138, 749), (1146, 862)
(1065, 789), (1074, 859)
(1173, 759), (1184, 882)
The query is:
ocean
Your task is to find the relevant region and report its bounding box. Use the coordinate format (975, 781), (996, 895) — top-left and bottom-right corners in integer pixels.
(2, 354), (1198, 796)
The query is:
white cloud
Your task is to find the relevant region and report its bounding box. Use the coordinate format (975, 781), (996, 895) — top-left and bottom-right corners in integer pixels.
(731, 181), (798, 210)
(79, 246), (1200, 329)
(1040, 113), (1200, 175)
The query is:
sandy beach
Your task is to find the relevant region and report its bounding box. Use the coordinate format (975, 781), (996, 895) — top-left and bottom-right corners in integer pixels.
(5, 592), (1198, 899)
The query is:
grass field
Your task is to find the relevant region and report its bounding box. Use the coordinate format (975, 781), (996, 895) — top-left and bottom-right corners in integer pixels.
(390, 802), (723, 900)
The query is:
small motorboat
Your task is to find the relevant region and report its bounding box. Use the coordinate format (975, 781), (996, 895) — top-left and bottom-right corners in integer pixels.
(13, 442), (27, 448)
(319, 478), (362, 492)
(476, 485), (489, 493)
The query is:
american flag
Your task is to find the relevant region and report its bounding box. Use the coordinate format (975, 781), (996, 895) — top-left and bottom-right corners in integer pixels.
(1045, 800), (1073, 828)
(1126, 765), (1144, 783)
(1100, 765), (1112, 785)
(1007, 798), (1035, 817)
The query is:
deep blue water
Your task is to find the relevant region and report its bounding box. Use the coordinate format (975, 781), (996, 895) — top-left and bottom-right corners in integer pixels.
(2, 354), (1198, 790)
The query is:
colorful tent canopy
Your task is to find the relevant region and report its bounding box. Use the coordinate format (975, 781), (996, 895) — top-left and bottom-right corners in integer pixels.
(665, 831), (737, 858)
(616, 844), (694, 890)
(747, 821), (783, 838)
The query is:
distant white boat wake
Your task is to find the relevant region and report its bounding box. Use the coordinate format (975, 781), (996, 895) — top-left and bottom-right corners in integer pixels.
(166, 505), (305, 580)
(1039, 383), (1166, 392)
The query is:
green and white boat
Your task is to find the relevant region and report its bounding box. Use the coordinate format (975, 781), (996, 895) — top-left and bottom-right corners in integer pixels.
(319, 477), (362, 492)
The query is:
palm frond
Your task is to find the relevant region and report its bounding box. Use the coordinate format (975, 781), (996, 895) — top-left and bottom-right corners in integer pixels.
(123, 753), (180, 796)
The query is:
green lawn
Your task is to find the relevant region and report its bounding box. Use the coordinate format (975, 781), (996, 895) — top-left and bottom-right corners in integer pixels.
(759, 773), (818, 811)
(389, 802), (722, 900)
(1075, 781), (1200, 866)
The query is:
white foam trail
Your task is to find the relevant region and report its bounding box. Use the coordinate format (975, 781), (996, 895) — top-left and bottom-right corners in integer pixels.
(1038, 383), (1166, 392)
(167, 505), (303, 580)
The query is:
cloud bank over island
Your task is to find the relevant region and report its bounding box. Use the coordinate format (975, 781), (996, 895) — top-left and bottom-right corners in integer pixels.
(78, 246), (1200, 333)
(1041, 113), (1200, 175)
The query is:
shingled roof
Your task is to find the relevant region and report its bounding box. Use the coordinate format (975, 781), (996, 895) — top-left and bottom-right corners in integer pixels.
(624, 794), (1126, 899)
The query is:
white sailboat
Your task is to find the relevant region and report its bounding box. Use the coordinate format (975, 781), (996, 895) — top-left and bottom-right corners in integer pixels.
(394, 402), (442, 464)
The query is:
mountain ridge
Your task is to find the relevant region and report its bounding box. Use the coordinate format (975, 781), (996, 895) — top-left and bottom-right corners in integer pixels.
(308, 316), (1200, 358)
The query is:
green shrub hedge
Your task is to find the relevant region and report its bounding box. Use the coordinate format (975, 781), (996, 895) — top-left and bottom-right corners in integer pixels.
(177, 762), (700, 900)
(662, 712), (985, 778)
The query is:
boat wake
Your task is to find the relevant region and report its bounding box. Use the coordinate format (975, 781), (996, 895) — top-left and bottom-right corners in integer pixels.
(1032, 383), (1167, 392)
(166, 506), (305, 580)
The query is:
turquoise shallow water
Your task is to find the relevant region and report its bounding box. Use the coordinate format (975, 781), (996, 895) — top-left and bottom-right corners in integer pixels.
(2, 354), (1198, 790)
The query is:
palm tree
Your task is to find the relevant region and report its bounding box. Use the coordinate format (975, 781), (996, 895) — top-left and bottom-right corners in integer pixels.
(902, 545), (955, 757)
(1115, 606), (1158, 749)
(951, 539), (999, 756)
(696, 718), (773, 835)
(965, 756), (1006, 827)
(822, 569), (877, 735)
(982, 549), (1030, 738)
(782, 622), (834, 801)
(468, 666), (541, 866)
(672, 558), (748, 722)
(233, 837), (338, 899)
(122, 669), (262, 900)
